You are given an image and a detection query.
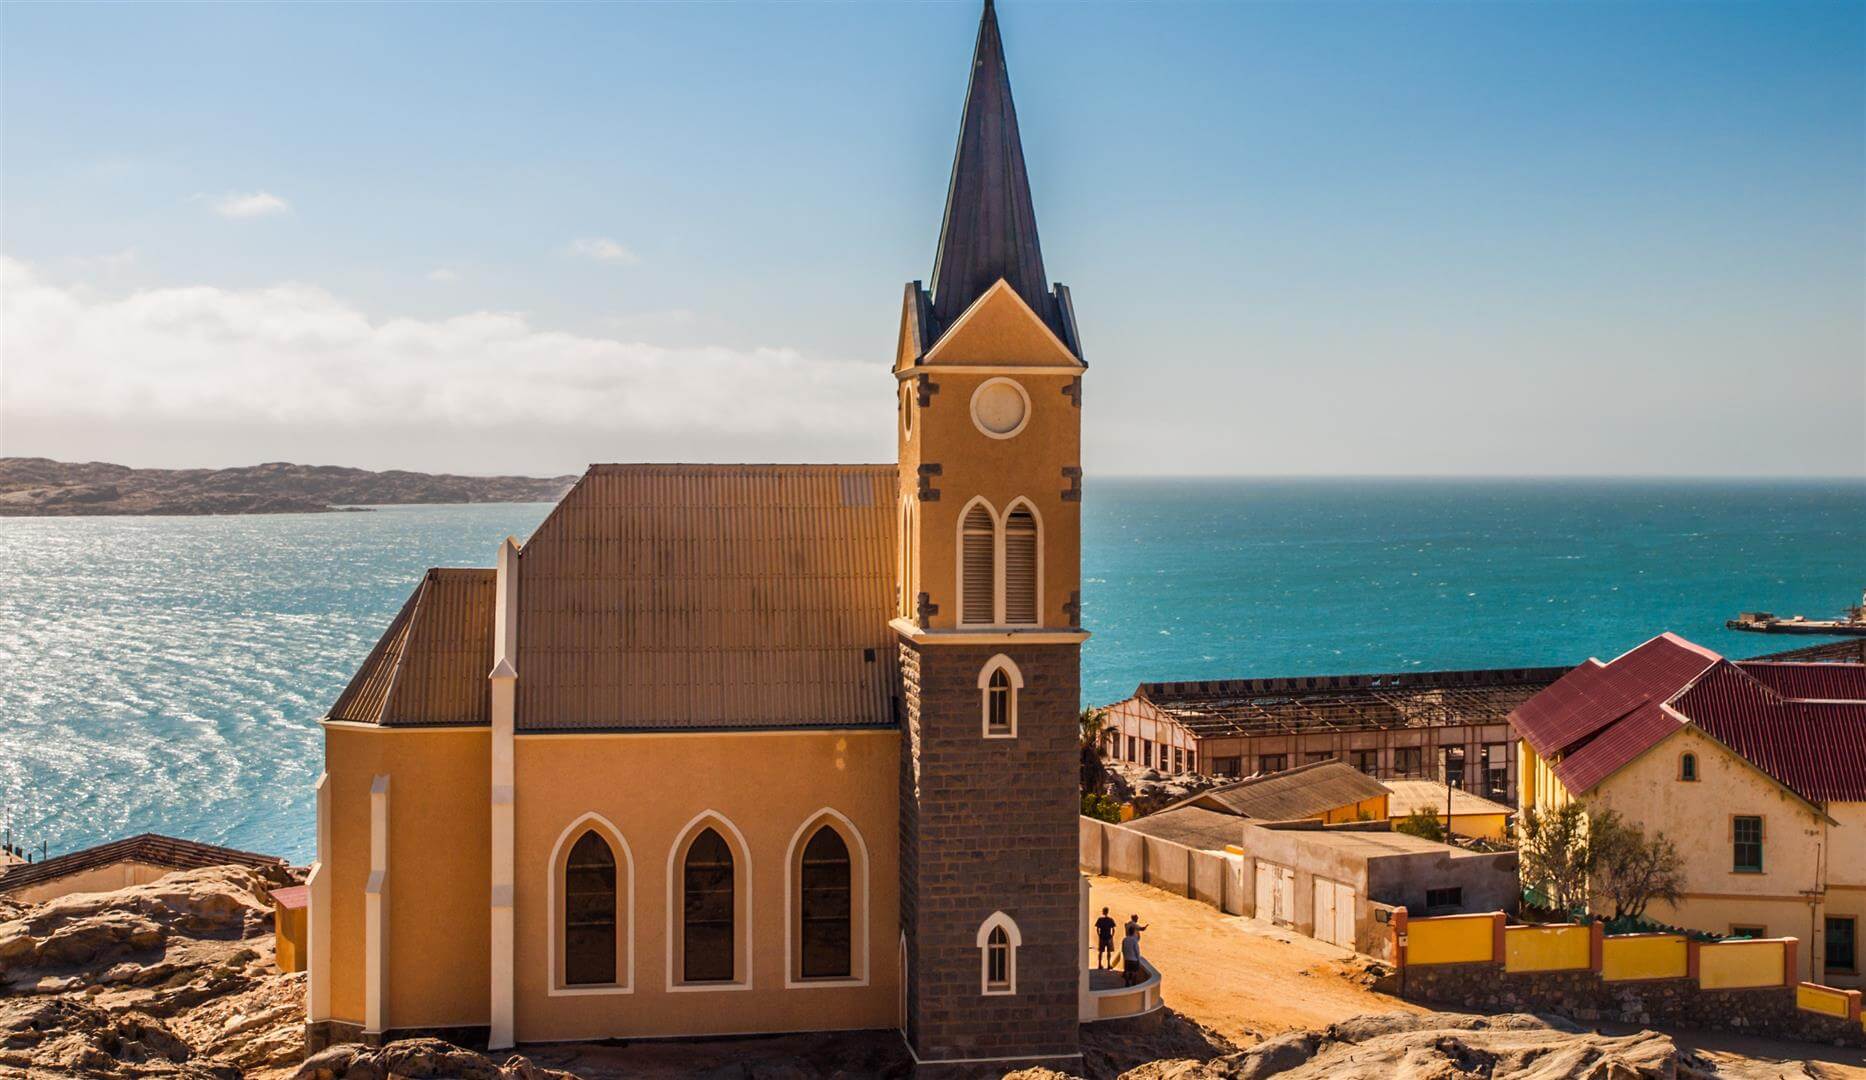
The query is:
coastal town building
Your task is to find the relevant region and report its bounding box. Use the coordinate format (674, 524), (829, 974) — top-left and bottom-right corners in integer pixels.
(309, 2), (1102, 1067)
(1162, 760), (1390, 824)
(1382, 779), (1514, 841)
(1100, 665), (1566, 803)
(1101, 809), (1518, 955)
(1512, 632), (1866, 986)
(0, 832), (287, 905)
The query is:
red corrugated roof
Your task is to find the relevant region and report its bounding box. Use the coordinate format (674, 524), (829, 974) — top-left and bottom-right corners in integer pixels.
(1511, 633), (1866, 804)
(1511, 634), (1715, 757)
(270, 885), (309, 910)
(1734, 661), (1866, 702)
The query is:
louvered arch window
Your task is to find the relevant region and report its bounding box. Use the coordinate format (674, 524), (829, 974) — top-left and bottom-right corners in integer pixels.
(1003, 504), (1038, 625)
(960, 502), (996, 625)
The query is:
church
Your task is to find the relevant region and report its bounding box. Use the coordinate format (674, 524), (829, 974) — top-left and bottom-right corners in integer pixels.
(307, 1), (1097, 1069)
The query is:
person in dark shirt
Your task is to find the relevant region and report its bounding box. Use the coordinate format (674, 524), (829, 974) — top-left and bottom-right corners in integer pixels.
(1093, 907), (1117, 968)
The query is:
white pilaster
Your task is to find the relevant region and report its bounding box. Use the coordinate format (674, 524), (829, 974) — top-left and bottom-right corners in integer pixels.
(307, 771), (332, 1022)
(489, 536), (520, 1050)
(364, 774), (391, 1037)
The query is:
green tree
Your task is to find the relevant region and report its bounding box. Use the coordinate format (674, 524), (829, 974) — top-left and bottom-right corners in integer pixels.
(1393, 806), (1446, 843)
(1079, 707), (1110, 795)
(1590, 810), (1686, 920)
(1081, 792), (1123, 823)
(1519, 802), (1594, 915)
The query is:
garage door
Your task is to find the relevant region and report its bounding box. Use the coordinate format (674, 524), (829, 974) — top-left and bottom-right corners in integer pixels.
(1312, 878), (1357, 948)
(1256, 862), (1295, 925)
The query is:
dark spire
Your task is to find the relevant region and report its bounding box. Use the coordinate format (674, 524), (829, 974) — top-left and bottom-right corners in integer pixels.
(928, 0), (1062, 336)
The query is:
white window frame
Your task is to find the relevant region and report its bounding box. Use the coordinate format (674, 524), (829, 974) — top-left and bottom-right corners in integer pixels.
(1000, 497), (1043, 627)
(956, 496), (1000, 627)
(969, 376), (1032, 440)
(978, 654), (1023, 739)
(782, 807), (871, 989)
(545, 812), (635, 996)
(976, 910), (1020, 995)
(665, 810), (754, 992)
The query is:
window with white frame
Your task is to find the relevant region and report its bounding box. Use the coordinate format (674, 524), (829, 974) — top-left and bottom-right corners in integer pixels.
(976, 911), (1019, 995)
(960, 501), (996, 625)
(978, 654), (1021, 738)
(1002, 503), (1038, 625)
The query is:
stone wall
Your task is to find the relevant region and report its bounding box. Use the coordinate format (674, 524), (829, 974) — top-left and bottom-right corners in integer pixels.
(1400, 961), (1864, 1048)
(899, 640), (1082, 1067)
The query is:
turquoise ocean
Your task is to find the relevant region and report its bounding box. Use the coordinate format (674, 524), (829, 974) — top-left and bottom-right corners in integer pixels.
(1, 478), (1860, 863)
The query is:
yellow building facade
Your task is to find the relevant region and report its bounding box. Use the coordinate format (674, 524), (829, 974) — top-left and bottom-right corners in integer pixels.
(1513, 633), (1866, 987)
(307, 2), (1096, 1068)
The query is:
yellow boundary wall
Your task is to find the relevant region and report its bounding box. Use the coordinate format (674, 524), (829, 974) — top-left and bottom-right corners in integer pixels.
(1503, 924), (1590, 973)
(1401, 912), (1864, 1035)
(1601, 933), (1688, 982)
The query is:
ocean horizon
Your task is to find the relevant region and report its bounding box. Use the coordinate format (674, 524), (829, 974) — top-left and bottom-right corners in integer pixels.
(2, 475), (1860, 864)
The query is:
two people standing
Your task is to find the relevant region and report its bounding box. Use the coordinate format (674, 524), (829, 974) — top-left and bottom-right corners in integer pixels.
(1092, 906), (1150, 985)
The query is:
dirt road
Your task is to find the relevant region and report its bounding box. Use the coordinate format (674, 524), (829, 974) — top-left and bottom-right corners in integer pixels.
(1085, 874), (1421, 1045)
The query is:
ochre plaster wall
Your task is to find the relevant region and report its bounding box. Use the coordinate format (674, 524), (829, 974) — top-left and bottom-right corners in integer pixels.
(896, 288), (1081, 633)
(1818, 801), (1866, 988)
(511, 729), (900, 1041)
(323, 726), (492, 1030)
(1589, 727), (1824, 981)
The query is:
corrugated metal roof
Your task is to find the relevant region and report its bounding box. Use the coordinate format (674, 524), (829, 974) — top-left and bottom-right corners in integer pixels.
(1135, 666), (1564, 738)
(1382, 780), (1515, 820)
(515, 464), (899, 732)
(1176, 760), (1389, 821)
(327, 568), (495, 726)
(1734, 661), (1866, 702)
(0, 833), (286, 895)
(1512, 633), (1866, 803)
(1510, 635), (1716, 758)
(1680, 665), (1866, 803)
(1122, 806), (1245, 852)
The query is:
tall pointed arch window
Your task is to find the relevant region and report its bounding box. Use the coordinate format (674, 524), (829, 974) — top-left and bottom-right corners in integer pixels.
(960, 501), (997, 625)
(682, 828), (736, 983)
(1003, 503), (1038, 625)
(798, 827), (852, 979)
(564, 831), (617, 986)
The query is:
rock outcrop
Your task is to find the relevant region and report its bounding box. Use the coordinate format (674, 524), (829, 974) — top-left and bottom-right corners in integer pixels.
(0, 865), (305, 1078)
(0, 459), (578, 516)
(0, 868), (1836, 1079)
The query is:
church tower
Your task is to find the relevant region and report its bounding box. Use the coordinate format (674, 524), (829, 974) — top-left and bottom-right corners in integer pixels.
(893, 0), (1088, 1067)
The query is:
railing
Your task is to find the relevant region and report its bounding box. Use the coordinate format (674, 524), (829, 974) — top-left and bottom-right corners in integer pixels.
(1082, 957), (1163, 1022)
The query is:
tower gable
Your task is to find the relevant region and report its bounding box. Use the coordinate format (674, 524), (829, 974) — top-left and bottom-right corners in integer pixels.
(922, 278), (1081, 368)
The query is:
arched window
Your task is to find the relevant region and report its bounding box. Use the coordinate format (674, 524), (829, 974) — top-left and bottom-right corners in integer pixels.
(1003, 503), (1038, 625)
(798, 827), (852, 979)
(976, 911), (1019, 995)
(978, 654), (1022, 738)
(682, 828), (735, 983)
(1680, 752), (1698, 782)
(960, 501), (996, 625)
(564, 831), (617, 986)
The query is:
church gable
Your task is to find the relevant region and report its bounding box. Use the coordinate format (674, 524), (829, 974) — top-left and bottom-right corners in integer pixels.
(513, 463), (899, 732)
(921, 278), (1081, 367)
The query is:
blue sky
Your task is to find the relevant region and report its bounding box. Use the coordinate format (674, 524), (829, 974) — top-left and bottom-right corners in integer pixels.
(2, 1), (1860, 476)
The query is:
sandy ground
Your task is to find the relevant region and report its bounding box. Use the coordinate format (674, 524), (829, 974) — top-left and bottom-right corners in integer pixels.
(1087, 874), (1866, 1077)
(1084, 873), (1422, 1046)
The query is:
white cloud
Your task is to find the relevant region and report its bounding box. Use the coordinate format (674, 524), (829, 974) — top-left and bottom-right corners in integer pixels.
(213, 192), (290, 219)
(426, 267), (461, 283)
(565, 236), (638, 265)
(0, 257), (875, 464)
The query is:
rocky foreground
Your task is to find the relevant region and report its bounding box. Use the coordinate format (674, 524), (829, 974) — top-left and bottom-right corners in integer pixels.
(0, 866), (1845, 1079)
(0, 459), (576, 516)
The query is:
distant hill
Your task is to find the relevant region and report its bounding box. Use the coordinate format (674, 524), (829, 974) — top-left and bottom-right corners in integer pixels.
(0, 458), (578, 516)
